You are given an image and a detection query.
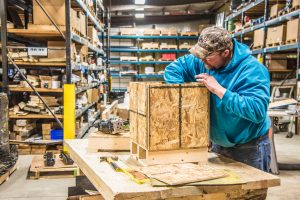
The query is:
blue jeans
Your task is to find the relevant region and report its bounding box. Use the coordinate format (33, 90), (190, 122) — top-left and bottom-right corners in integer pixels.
(212, 134), (271, 172)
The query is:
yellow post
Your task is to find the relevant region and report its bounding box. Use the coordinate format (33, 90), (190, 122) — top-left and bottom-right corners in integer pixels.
(64, 84), (75, 151)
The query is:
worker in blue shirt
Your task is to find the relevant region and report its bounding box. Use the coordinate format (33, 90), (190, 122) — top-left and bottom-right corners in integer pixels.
(164, 26), (271, 172)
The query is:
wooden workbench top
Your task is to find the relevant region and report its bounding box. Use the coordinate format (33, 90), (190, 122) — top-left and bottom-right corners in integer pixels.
(65, 139), (280, 200)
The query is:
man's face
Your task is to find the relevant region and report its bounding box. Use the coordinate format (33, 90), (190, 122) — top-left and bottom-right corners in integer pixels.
(201, 51), (229, 70)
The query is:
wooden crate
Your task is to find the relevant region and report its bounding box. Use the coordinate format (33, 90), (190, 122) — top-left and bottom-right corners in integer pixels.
(292, 0), (300, 10)
(269, 4), (285, 19)
(286, 18), (300, 44)
(120, 28), (137, 36)
(141, 42), (159, 49)
(253, 29), (264, 49)
(266, 25), (286, 46)
(129, 82), (209, 165)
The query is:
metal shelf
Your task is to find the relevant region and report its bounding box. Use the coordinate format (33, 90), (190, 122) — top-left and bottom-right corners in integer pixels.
(76, 102), (96, 118)
(71, 33), (104, 55)
(78, 111), (101, 139)
(109, 48), (188, 53)
(111, 73), (164, 78)
(110, 60), (172, 65)
(233, 9), (300, 37)
(76, 83), (100, 94)
(111, 88), (128, 92)
(225, 0), (265, 21)
(105, 35), (198, 39)
(251, 43), (300, 55)
(74, 0), (104, 32)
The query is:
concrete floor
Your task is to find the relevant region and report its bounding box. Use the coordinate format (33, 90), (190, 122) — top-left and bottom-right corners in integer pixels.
(0, 133), (299, 200)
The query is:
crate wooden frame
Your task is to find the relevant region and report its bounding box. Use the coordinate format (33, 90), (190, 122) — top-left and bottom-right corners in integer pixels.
(129, 82), (210, 165)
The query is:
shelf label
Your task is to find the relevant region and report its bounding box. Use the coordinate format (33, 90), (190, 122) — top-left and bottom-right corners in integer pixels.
(28, 47), (48, 56)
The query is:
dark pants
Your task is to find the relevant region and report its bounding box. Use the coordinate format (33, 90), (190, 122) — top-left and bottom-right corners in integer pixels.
(212, 134), (271, 172)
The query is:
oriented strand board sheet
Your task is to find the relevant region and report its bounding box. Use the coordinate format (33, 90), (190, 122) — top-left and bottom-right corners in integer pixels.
(129, 111), (138, 143)
(139, 163), (228, 186)
(181, 87), (209, 148)
(129, 83), (138, 112)
(149, 87), (180, 150)
(137, 83), (148, 115)
(138, 114), (147, 148)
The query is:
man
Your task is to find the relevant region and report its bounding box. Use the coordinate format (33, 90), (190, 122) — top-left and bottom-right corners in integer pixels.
(164, 26), (271, 172)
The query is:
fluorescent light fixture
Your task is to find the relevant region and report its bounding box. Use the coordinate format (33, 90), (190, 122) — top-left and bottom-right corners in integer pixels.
(135, 8), (144, 11)
(135, 13), (145, 18)
(135, 0), (145, 4)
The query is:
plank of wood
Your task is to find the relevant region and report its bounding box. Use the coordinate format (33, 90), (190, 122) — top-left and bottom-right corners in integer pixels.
(12, 61), (66, 67)
(64, 139), (280, 200)
(87, 131), (130, 152)
(9, 113), (63, 119)
(101, 100), (118, 119)
(8, 28), (62, 38)
(269, 98), (298, 109)
(138, 163), (228, 186)
(9, 87), (64, 93)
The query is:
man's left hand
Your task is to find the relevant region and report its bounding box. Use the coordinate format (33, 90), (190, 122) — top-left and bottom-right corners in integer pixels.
(195, 73), (226, 99)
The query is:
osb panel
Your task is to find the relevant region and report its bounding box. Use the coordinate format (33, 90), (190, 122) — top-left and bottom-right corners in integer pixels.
(129, 82), (138, 112)
(181, 87), (209, 148)
(129, 111), (138, 143)
(149, 87), (180, 151)
(138, 115), (147, 149)
(137, 83), (148, 115)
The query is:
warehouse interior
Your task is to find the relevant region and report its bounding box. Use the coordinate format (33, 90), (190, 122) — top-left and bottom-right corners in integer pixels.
(0, 0), (300, 199)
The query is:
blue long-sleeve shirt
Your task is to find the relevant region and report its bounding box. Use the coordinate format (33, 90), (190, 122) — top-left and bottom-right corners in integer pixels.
(164, 39), (271, 147)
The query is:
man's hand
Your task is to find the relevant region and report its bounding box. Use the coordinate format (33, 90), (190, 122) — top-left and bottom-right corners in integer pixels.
(195, 73), (226, 99)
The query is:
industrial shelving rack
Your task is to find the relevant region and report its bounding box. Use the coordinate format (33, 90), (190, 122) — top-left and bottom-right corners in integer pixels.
(224, 0), (300, 97)
(0, 0), (110, 144)
(104, 34), (198, 92)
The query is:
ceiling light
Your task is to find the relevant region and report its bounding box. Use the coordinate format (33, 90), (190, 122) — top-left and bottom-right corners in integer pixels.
(135, 13), (145, 18)
(135, 0), (145, 4)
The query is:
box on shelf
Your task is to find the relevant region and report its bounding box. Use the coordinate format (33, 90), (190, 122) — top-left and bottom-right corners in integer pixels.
(80, 12), (87, 37)
(47, 41), (66, 59)
(266, 25), (286, 46)
(80, 45), (89, 63)
(266, 54), (288, 70)
(33, 0), (65, 26)
(143, 29), (161, 36)
(141, 42), (159, 49)
(286, 18), (300, 43)
(160, 28), (177, 36)
(253, 28), (264, 49)
(88, 26), (99, 45)
(270, 4), (285, 19)
(292, 0), (300, 9)
(129, 82), (209, 165)
(39, 75), (59, 89)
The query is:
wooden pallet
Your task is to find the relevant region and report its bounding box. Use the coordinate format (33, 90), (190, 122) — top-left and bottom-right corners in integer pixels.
(120, 56), (138, 61)
(141, 47), (159, 50)
(28, 154), (78, 179)
(266, 41), (285, 47)
(180, 32), (199, 36)
(278, 9), (289, 16)
(159, 45), (177, 50)
(140, 57), (155, 61)
(286, 39), (298, 44)
(0, 162), (18, 185)
(159, 58), (175, 61)
(252, 45), (263, 50)
(130, 141), (208, 166)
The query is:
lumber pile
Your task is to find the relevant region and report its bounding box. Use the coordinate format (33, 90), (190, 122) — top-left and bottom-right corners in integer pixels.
(10, 120), (36, 141)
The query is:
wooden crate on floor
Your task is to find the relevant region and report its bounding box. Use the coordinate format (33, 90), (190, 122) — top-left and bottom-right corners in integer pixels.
(28, 154), (78, 179)
(129, 82), (209, 165)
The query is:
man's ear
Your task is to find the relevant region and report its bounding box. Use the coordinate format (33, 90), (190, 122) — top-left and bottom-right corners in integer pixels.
(223, 49), (230, 58)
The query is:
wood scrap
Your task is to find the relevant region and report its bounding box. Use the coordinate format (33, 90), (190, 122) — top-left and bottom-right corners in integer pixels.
(138, 163), (228, 186)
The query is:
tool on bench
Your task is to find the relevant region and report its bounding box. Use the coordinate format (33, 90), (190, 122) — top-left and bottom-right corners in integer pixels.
(100, 156), (149, 184)
(93, 117), (128, 135)
(59, 151), (74, 165)
(44, 151), (55, 167)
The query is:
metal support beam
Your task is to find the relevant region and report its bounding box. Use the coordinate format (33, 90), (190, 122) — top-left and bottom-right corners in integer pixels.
(65, 0), (72, 84)
(0, 0), (8, 93)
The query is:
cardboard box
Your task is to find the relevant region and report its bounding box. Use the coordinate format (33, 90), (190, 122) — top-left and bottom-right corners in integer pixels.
(253, 29), (264, 48)
(33, 0), (65, 26)
(120, 28), (137, 36)
(88, 26), (99, 42)
(267, 25), (286, 45)
(286, 18), (300, 42)
(80, 12), (86, 36)
(270, 4), (285, 19)
(47, 41), (66, 59)
(266, 59), (287, 70)
(80, 45), (88, 63)
(71, 8), (79, 30)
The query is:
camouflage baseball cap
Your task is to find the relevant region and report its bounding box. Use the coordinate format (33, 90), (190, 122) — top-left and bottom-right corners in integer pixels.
(189, 26), (233, 59)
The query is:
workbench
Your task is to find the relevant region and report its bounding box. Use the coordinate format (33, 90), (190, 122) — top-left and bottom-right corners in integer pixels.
(65, 139), (280, 200)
